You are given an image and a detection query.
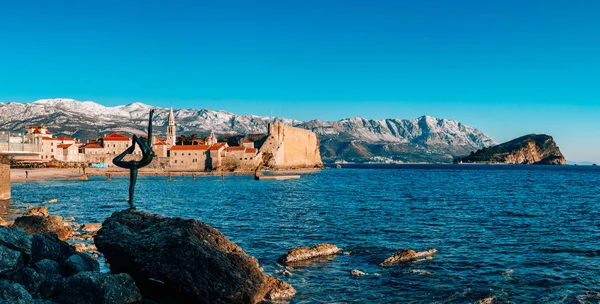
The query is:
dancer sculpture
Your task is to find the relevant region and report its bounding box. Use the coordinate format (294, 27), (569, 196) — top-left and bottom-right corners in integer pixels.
(113, 109), (156, 209)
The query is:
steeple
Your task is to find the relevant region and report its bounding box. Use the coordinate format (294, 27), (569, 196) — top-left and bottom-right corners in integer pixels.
(168, 105), (175, 126)
(166, 105), (176, 146)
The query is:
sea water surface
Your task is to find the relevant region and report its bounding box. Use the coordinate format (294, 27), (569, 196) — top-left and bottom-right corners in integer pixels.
(6, 165), (600, 303)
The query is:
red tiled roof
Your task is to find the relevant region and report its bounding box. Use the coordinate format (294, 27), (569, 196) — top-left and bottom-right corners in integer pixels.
(245, 148), (258, 154)
(42, 136), (53, 140)
(170, 145), (209, 151)
(57, 144), (72, 149)
(81, 144), (103, 149)
(209, 143), (227, 150)
(243, 140), (253, 143)
(225, 146), (245, 151)
(29, 126), (52, 135)
(103, 133), (130, 141)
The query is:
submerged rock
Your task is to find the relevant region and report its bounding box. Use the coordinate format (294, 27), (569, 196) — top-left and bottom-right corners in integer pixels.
(13, 215), (73, 241)
(475, 296), (498, 304)
(278, 244), (341, 264)
(95, 209), (295, 304)
(379, 248), (437, 266)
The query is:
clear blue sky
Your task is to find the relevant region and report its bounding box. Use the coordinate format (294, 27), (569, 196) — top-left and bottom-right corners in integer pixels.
(1, 0), (599, 162)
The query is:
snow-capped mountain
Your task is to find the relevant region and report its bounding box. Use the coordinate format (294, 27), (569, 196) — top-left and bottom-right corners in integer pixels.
(0, 98), (497, 163)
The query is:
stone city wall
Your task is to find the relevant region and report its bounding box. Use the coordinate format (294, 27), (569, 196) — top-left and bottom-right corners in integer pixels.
(259, 123), (322, 169)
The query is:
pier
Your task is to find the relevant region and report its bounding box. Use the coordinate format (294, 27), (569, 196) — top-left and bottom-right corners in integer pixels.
(0, 148), (43, 200)
(0, 156), (9, 200)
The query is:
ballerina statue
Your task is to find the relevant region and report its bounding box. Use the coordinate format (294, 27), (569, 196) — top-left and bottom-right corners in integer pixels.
(113, 109), (156, 209)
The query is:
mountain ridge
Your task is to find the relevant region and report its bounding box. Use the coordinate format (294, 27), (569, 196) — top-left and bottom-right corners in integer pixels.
(0, 98), (497, 163)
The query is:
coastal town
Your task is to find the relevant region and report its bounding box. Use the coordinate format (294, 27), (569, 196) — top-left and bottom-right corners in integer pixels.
(0, 107), (321, 172)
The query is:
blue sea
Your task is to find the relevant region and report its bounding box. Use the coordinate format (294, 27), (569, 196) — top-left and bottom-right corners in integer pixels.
(6, 165), (600, 303)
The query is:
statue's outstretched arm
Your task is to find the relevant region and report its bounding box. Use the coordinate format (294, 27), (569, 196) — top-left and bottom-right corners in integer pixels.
(147, 109), (154, 146)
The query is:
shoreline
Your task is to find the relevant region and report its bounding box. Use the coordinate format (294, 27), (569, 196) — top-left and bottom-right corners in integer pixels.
(10, 167), (322, 182)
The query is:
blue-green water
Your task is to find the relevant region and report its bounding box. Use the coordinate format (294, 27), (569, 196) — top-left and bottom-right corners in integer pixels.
(6, 165), (600, 303)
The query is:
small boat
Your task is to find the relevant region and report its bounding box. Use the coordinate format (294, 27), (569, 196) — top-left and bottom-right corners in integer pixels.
(257, 175), (300, 181)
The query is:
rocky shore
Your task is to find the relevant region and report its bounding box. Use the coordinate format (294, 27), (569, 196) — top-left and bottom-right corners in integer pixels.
(0, 205), (450, 303)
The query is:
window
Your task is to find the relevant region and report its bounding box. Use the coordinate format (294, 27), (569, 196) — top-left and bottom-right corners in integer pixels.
(250, 157), (253, 160)
(239, 158), (242, 160)
(174, 160), (177, 163)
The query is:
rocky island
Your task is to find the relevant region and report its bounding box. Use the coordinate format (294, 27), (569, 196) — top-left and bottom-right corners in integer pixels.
(454, 134), (566, 165)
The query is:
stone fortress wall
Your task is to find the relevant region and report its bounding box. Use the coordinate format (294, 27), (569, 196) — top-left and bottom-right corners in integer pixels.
(0, 156), (9, 200)
(260, 123), (322, 169)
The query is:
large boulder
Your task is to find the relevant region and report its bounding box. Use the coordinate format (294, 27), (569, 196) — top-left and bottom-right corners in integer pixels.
(57, 272), (141, 304)
(95, 209), (295, 304)
(13, 215), (72, 240)
(33, 260), (61, 276)
(0, 245), (25, 276)
(31, 234), (75, 266)
(10, 267), (43, 295)
(63, 253), (99, 276)
(1, 282), (33, 304)
(0, 227), (33, 259)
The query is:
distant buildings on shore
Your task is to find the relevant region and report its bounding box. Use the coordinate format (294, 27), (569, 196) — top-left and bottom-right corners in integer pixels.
(1, 107), (261, 170)
(1, 106), (323, 170)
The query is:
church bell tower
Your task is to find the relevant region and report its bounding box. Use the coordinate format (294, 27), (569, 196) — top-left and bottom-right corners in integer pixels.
(166, 105), (176, 146)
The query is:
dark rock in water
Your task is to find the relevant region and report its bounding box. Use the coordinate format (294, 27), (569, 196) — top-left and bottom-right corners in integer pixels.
(31, 234), (76, 266)
(1, 283), (33, 304)
(64, 253), (99, 276)
(278, 244), (341, 264)
(454, 134), (566, 165)
(10, 267), (43, 295)
(0, 227), (33, 258)
(57, 272), (141, 304)
(33, 260), (61, 276)
(13, 215), (73, 240)
(0, 245), (25, 276)
(379, 248), (437, 266)
(95, 209), (295, 304)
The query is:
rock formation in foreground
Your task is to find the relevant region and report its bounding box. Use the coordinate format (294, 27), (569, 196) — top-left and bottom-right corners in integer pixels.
(0, 226), (141, 303)
(95, 209), (295, 304)
(454, 134), (566, 165)
(278, 244), (341, 265)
